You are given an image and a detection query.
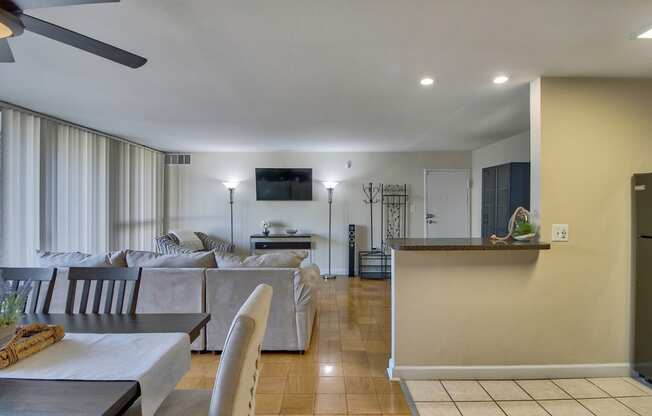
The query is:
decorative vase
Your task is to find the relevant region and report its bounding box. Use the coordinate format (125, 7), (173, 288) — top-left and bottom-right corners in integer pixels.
(0, 324), (16, 349)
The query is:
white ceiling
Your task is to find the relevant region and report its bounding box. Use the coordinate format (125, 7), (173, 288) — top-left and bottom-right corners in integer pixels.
(2, 0), (652, 152)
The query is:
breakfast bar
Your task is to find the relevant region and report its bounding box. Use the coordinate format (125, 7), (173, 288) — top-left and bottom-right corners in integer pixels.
(388, 238), (553, 380)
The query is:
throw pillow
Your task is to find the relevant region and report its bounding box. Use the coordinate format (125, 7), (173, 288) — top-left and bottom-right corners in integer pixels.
(126, 250), (217, 268)
(109, 250), (127, 267)
(37, 251), (114, 267)
(170, 230), (205, 251)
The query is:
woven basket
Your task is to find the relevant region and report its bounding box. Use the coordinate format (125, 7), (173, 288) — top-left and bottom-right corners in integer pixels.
(0, 323), (65, 369)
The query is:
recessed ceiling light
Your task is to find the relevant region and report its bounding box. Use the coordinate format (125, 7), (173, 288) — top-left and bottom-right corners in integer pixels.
(638, 27), (652, 38)
(420, 77), (435, 87)
(493, 75), (509, 84)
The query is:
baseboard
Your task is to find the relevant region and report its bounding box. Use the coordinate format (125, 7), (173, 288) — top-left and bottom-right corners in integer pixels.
(388, 363), (631, 380)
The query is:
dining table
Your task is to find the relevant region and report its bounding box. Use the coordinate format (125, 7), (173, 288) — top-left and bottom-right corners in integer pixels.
(0, 313), (210, 416)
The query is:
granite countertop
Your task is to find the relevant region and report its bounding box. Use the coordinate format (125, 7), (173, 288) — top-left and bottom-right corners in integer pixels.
(388, 238), (551, 251)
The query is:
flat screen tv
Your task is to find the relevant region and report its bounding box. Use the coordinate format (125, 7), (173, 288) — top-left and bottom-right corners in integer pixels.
(256, 168), (313, 201)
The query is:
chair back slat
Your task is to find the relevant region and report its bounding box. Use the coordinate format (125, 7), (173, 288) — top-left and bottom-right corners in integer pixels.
(116, 280), (126, 313)
(104, 281), (115, 314)
(0, 267), (57, 314)
(92, 280), (104, 313)
(79, 280), (92, 313)
(29, 281), (43, 314)
(126, 278), (140, 315)
(65, 279), (77, 313)
(66, 268), (142, 314)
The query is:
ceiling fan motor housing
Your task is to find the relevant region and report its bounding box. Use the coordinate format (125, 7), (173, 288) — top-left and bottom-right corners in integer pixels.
(0, 8), (24, 38)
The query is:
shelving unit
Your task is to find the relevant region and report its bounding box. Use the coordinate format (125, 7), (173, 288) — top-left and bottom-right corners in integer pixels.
(358, 250), (390, 279)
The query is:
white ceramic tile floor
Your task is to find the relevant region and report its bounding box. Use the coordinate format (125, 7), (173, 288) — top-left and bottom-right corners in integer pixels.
(552, 379), (608, 399)
(516, 380), (571, 400)
(538, 399), (594, 416)
(579, 398), (638, 416)
(406, 377), (652, 416)
(407, 380), (452, 402)
(441, 381), (491, 402)
(480, 381), (531, 401)
(455, 401), (505, 416)
(416, 402), (461, 416)
(497, 400), (549, 416)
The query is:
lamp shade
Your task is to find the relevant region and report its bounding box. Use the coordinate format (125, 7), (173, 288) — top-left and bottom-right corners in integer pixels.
(223, 181), (239, 190)
(322, 181), (339, 190)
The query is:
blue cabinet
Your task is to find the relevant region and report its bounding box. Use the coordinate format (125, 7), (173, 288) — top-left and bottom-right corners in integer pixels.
(481, 162), (530, 238)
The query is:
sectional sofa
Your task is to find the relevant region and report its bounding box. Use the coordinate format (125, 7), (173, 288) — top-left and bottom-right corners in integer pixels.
(40, 250), (319, 352)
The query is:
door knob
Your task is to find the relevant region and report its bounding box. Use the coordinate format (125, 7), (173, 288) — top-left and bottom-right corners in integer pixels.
(425, 213), (435, 219)
(426, 219), (437, 224)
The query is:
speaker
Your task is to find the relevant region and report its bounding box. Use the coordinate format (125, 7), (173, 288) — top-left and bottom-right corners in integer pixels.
(348, 224), (356, 277)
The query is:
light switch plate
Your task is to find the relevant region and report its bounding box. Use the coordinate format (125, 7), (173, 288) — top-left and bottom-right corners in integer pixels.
(552, 224), (569, 242)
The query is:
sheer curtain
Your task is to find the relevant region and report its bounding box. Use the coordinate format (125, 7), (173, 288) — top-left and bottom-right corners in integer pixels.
(0, 106), (164, 265)
(109, 141), (165, 250)
(0, 109), (41, 266)
(40, 123), (110, 253)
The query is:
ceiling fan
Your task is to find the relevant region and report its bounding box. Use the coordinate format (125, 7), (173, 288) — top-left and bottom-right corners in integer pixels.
(0, 0), (146, 68)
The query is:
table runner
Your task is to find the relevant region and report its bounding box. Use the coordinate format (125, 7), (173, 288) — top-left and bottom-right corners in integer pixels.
(0, 332), (190, 416)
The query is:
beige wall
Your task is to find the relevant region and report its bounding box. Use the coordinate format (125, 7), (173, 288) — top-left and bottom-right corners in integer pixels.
(392, 78), (652, 378)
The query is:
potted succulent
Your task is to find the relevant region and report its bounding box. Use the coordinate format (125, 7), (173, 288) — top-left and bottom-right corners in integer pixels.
(512, 212), (538, 241)
(0, 280), (31, 349)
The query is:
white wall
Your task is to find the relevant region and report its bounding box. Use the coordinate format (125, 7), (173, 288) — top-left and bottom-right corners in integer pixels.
(166, 151), (470, 274)
(470, 131), (530, 237)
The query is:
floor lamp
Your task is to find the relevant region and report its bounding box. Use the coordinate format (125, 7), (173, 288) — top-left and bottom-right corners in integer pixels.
(322, 181), (339, 279)
(223, 182), (238, 246)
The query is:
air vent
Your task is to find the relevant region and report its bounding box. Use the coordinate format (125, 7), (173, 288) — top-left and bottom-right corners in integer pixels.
(165, 154), (191, 165)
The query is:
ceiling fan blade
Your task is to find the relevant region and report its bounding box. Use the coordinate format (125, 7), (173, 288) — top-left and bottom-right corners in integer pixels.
(0, 0), (117, 12)
(19, 13), (147, 68)
(0, 39), (15, 62)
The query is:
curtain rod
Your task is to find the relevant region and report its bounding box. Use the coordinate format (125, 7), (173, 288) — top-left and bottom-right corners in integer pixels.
(0, 101), (163, 154)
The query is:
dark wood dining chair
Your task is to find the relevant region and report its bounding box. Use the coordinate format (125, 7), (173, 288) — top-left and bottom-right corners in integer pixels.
(65, 267), (142, 314)
(0, 267), (57, 313)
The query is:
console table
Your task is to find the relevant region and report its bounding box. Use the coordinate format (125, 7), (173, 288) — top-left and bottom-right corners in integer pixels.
(249, 234), (314, 262)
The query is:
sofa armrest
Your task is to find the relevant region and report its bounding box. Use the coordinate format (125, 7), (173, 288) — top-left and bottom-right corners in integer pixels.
(293, 268), (316, 310)
(136, 268), (206, 351)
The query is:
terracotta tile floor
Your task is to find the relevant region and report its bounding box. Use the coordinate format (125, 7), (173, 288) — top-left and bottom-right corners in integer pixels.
(177, 277), (409, 415)
(406, 378), (652, 416)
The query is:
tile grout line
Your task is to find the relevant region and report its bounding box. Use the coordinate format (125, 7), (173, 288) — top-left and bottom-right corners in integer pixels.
(475, 380), (508, 416)
(548, 379), (599, 416)
(613, 397), (645, 416)
(623, 376), (652, 395)
(440, 381), (465, 416)
(584, 378), (645, 416)
(507, 379), (553, 416)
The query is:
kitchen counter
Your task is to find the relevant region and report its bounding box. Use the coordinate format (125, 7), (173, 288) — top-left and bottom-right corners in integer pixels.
(388, 238), (550, 251)
(388, 236), (552, 380)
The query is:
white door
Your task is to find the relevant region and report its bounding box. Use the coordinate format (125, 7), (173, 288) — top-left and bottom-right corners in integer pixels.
(424, 170), (471, 238)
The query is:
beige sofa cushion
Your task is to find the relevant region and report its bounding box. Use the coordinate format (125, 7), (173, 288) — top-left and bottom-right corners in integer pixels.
(126, 250), (217, 268)
(37, 250), (125, 267)
(214, 250), (308, 269)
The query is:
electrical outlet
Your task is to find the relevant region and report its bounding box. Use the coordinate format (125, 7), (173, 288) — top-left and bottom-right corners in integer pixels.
(552, 224), (569, 242)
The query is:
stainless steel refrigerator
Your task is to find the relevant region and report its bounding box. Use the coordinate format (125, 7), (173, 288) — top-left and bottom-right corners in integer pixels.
(634, 173), (652, 379)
